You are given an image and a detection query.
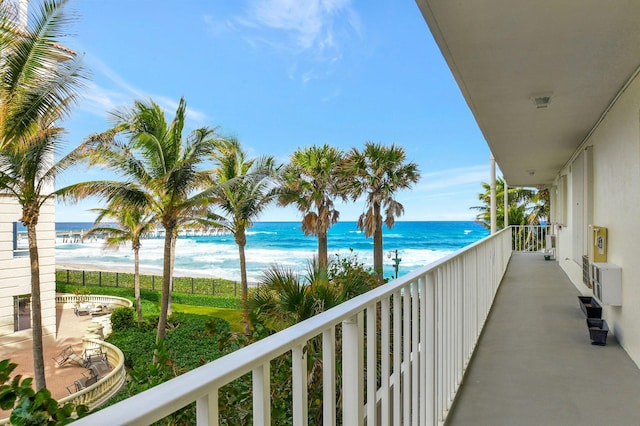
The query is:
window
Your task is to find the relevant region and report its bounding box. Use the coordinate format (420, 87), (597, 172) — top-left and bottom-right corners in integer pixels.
(13, 295), (31, 332)
(13, 222), (28, 257)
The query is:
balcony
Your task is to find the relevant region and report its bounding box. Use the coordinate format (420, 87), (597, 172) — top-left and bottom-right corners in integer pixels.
(72, 227), (640, 425)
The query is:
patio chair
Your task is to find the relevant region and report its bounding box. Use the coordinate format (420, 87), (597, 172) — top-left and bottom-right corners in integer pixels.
(74, 302), (91, 316)
(65, 371), (99, 394)
(83, 346), (108, 364)
(52, 345), (87, 368)
(88, 360), (110, 379)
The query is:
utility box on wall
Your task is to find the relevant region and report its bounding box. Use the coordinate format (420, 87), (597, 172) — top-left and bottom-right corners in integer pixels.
(590, 226), (608, 263)
(592, 262), (621, 306)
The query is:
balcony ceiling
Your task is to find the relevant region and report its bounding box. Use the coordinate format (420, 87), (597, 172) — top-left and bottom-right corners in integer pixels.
(415, 0), (640, 187)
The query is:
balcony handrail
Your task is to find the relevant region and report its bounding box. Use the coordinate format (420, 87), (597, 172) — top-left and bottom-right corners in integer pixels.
(511, 224), (552, 252)
(73, 227), (512, 425)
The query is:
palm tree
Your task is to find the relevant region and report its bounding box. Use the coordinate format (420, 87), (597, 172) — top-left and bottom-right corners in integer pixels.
(471, 177), (542, 229)
(62, 97), (219, 349)
(343, 142), (420, 283)
(85, 204), (154, 325)
(206, 138), (278, 332)
(278, 144), (345, 267)
(0, 0), (85, 390)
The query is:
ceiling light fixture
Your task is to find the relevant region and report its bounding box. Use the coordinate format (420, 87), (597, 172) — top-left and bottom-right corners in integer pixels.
(530, 93), (553, 109)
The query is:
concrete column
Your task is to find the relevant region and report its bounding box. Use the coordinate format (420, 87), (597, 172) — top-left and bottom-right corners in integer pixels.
(490, 154), (497, 234)
(504, 179), (509, 228)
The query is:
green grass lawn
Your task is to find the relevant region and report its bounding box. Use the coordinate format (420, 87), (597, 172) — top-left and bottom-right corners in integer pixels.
(56, 282), (244, 330)
(171, 304), (244, 332)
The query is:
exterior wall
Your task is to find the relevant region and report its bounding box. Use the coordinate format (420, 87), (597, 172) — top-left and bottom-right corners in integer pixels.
(555, 72), (640, 367)
(0, 195), (57, 345)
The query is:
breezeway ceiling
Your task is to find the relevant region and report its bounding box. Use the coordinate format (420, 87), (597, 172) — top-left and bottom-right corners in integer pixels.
(415, 0), (640, 187)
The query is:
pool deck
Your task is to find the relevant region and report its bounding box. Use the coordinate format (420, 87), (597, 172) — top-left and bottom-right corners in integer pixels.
(0, 307), (101, 413)
(447, 253), (640, 425)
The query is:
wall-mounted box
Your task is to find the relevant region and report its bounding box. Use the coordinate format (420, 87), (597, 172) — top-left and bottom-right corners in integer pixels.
(590, 226), (608, 263)
(591, 262), (621, 306)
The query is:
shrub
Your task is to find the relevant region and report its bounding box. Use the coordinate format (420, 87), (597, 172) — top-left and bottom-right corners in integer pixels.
(0, 359), (88, 424)
(110, 307), (136, 331)
(106, 329), (154, 370)
(141, 315), (158, 331)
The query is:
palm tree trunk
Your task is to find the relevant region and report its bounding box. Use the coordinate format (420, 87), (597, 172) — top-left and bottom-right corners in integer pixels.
(156, 227), (173, 353)
(318, 230), (328, 267)
(167, 234), (176, 317)
(237, 235), (249, 334)
(27, 222), (46, 390)
(134, 246), (142, 325)
(373, 202), (384, 284)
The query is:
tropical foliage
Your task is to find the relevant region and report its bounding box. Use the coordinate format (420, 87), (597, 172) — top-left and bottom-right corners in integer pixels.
(0, 0), (85, 390)
(245, 252), (377, 424)
(0, 359), (88, 425)
(471, 177), (549, 229)
(249, 253), (377, 332)
(342, 142), (420, 282)
(278, 144), (346, 267)
(60, 97), (221, 352)
(206, 138), (278, 332)
(85, 204), (154, 324)
(2, 2), (432, 423)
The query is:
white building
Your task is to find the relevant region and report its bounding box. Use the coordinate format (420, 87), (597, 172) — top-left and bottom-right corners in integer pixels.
(415, 0), (640, 368)
(0, 0), (67, 347)
(0, 199), (57, 346)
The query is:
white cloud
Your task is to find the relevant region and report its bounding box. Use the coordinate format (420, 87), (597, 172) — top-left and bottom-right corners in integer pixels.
(78, 55), (209, 125)
(234, 0), (360, 59)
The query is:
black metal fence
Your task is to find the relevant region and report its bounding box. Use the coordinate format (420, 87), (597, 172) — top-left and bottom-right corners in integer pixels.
(55, 269), (255, 297)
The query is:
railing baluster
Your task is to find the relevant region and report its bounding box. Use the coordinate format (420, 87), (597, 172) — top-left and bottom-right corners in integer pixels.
(343, 314), (363, 426)
(196, 391), (218, 426)
(411, 279), (419, 426)
(381, 297), (391, 426)
(437, 268), (444, 421)
(366, 303), (376, 426)
(322, 327), (336, 426)
(253, 363), (270, 426)
(393, 290), (402, 426)
(457, 257), (464, 386)
(425, 272), (435, 425)
(403, 282), (411, 424)
(418, 276), (426, 425)
(292, 344), (308, 426)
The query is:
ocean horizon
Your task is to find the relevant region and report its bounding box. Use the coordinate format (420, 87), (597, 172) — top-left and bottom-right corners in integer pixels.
(55, 221), (489, 283)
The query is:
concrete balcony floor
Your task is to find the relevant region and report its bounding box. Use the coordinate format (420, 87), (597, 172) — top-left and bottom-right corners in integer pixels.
(448, 253), (640, 425)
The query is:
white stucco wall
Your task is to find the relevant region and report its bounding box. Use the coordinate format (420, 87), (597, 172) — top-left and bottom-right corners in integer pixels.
(0, 195), (57, 345)
(556, 72), (640, 367)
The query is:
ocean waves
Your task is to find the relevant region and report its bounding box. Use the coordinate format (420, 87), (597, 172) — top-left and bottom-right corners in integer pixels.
(55, 221), (489, 282)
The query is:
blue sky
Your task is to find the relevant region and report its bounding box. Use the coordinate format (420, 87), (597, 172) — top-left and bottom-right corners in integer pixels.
(55, 0), (491, 222)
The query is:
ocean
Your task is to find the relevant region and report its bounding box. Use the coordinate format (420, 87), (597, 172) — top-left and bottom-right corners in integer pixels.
(55, 221), (489, 283)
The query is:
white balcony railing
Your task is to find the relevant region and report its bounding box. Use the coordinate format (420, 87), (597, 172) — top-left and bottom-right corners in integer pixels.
(511, 225), (552, 253)
(73, 228), (512, 426)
